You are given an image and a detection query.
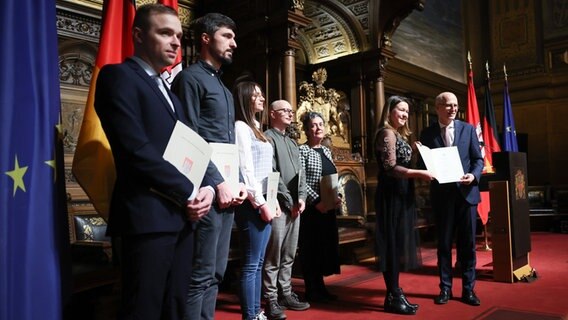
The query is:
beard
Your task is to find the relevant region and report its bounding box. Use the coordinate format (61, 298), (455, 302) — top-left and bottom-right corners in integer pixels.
(209, 46), (233, 66)
(219, 52), (233, 66)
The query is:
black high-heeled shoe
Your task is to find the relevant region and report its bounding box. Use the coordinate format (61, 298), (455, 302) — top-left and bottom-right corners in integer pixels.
(398, 288), (419, 310)
(384, 292), (417, 315)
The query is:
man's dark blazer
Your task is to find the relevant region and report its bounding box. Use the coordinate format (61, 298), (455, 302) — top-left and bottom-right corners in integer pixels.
(95, 58), (205, 236)
(419, 120), (484, 204)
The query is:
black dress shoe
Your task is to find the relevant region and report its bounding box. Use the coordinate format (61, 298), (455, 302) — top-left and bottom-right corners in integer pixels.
(461, 290), (481, 306)
(434, 290), (452, 305)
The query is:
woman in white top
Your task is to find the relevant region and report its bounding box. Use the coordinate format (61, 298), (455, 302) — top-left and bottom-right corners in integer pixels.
(234, 81), (279, 320)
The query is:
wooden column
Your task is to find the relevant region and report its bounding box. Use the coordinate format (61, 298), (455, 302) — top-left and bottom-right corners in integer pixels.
(374, 47), (395, 133)
(283, 49), (297, 109)
(374, 77), (385, 128)
(354, 76), (367, 159)
(286, 8), (311, 110)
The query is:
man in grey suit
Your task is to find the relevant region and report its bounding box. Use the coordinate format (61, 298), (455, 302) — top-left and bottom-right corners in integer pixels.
(263, 100), (310, 320)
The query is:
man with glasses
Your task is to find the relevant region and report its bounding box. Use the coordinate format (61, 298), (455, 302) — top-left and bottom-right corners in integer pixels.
(263, 100), (310, 319)
(419, 92), (484, 307)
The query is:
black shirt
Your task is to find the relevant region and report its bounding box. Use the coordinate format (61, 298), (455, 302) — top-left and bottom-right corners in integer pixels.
(171, 60), (235, 185)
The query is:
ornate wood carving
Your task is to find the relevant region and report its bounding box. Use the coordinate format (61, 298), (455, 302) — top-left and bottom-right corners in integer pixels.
(290, 0), (305, 11)
(59, 54), (93, 87)
(56, 10), (101, 42)
(296, 68), (352, 150)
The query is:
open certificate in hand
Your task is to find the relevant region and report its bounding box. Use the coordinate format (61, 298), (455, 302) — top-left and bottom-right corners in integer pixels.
(266, 172), (280, 215)
(163, 121), (212, 188)
(417, 144), (464, 184)
(210, 143), (240, 195)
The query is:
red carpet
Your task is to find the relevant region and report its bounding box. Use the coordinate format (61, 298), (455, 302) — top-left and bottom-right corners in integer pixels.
(215, 232), (568, 319)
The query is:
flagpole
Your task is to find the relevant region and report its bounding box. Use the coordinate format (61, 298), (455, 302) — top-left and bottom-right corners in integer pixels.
(466, 52), (492, 252)
(478, 225), (492, 251)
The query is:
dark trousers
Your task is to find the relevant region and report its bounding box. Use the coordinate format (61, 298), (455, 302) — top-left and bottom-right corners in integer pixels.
(184, 205), (234, 320)
(434, 187), (477, 292)
(118, 223), (193, 320)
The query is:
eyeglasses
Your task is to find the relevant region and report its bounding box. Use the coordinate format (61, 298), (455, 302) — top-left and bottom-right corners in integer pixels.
(273, 108), (294, 114)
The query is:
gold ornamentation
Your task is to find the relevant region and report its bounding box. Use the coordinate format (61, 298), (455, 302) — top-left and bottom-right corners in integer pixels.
(291, 0), (305, 11)
(514, 169), (526, 200)
(296, 68), (351, 149)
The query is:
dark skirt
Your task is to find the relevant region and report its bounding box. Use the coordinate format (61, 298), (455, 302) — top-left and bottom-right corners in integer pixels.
(299, 205), (341, 277)
(374, 175), (422, 272)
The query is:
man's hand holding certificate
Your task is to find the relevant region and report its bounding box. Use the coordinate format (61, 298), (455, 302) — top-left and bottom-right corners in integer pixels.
(416, 142), (464, 184)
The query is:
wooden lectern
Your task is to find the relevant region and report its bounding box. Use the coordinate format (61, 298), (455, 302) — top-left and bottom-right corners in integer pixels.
(490, 152), (533, 283)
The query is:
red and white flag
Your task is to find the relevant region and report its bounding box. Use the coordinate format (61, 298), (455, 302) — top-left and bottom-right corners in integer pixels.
(159, 0), (183, 87)
(466, 68), (490, 225)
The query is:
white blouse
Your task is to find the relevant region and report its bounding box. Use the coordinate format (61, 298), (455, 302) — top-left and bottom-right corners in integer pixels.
(235, 120), (273, 208)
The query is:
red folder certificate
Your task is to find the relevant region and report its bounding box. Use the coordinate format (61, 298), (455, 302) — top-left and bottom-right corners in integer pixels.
(163, 121), (212, 189)
(210, 143), (240, 195)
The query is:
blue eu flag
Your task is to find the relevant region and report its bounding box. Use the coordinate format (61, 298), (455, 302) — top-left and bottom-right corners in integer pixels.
(0, 0), (68, 319)
(502, 79), (519, 152)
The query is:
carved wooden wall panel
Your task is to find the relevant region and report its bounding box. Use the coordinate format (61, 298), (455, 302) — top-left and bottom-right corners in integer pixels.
(490, 0), (543, 75)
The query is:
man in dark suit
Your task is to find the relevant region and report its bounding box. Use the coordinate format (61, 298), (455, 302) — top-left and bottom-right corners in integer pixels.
(171, 13), (246, 320)
(94, 4), (214, 319)
(419, 92), (484, 307)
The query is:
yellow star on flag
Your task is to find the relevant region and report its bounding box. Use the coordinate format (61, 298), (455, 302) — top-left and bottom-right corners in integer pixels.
(5, 155), (28, 196)
(45, 158), (57, 182)
(45, 159), (55, 169)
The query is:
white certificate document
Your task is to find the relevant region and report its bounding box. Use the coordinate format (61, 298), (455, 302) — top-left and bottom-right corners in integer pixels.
(163, 121), (212, 188)
(210, 143), (240, 195)
(320, 173), (339, 211)
(266, 172), (280, 214)
(417, 144), (464, 184)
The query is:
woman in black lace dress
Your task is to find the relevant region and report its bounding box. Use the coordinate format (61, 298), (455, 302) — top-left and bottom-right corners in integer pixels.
(374, 96), (433, 315)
